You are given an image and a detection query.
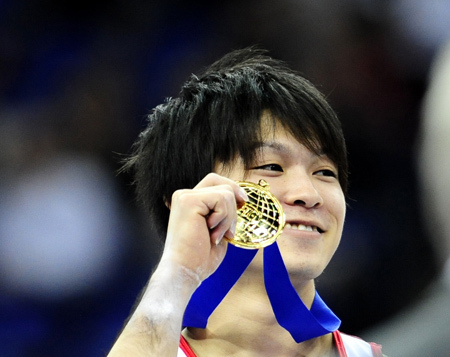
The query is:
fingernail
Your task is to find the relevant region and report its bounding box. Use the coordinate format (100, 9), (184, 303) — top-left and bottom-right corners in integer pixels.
(230, 220), (236, 236)
(238, 187), (249, 201)
(215, 234), (224, 246)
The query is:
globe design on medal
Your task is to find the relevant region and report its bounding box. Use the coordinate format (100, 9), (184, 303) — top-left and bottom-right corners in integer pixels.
(226, 180), (286, 249)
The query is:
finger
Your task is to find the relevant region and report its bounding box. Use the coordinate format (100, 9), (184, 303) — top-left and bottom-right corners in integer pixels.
(205, 188), (236, 226)
(195, 173), (249, 204)
(209, 214), (236, 245)
(205, 190), (237, 245)
(171, 186), (236, 242)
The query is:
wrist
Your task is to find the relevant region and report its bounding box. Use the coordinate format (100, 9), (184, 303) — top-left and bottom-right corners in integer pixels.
(132, 260), (201, 325)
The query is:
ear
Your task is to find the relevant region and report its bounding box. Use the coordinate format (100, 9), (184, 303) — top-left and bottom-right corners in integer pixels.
(164, 196), (171, 209)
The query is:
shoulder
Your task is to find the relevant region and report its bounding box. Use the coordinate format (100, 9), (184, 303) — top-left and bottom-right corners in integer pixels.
(334, 331), (384, 357)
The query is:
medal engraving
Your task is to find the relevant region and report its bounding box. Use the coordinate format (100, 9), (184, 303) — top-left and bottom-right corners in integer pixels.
(225, 180), (285, 249)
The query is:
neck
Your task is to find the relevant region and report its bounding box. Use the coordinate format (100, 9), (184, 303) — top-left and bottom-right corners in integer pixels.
(183, 252), (334, 356)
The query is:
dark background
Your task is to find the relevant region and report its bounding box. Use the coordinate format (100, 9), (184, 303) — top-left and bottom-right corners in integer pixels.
(1, 1), (449, 356)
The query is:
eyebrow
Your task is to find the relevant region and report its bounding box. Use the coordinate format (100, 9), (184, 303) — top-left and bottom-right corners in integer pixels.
(256, 141), (326, 158)
(258, 141), (291, 155)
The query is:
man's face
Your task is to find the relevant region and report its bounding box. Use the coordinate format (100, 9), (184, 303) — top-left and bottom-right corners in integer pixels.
(216, 118), (346, 281)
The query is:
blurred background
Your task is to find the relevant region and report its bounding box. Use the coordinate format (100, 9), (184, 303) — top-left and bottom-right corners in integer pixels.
(1, 1), (449, 356)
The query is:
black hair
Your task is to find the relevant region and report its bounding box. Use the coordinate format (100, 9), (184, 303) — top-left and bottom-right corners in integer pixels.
(124, 47), (348, 236)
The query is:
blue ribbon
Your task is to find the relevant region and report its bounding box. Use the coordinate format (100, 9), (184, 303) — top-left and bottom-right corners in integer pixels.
(183, 242), (340, 343)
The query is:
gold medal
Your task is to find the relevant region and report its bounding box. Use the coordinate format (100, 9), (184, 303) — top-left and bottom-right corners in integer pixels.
(225, 180), (285, 249)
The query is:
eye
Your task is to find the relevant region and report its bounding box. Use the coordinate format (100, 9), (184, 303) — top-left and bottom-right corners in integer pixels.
(254, 163), (283, 172)
(315, 169), (338, 178)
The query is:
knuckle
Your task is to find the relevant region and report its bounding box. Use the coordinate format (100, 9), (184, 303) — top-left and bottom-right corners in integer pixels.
(171, 189), (189, 203)
(206, 172), (220, 179)
(223, 188), (237, 203)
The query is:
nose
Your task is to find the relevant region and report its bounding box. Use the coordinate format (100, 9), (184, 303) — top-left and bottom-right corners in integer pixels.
(284, 174), (323, 209)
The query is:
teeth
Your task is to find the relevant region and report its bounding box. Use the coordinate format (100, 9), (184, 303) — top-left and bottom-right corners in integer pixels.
(285, 223), (318, 232)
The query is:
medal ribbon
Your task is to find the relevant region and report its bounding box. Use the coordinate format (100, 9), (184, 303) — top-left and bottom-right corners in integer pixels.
(183, 242), (341, 343)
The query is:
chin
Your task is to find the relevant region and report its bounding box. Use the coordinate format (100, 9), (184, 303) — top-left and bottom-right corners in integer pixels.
(283, 259), (325, 282)
(277, 240), (336, 282)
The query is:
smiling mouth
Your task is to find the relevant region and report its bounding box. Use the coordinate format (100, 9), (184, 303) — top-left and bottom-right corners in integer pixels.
(285, 223), (324, 233)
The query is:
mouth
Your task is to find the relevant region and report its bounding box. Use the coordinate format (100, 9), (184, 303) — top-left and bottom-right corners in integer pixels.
(284, 223), (324, 234)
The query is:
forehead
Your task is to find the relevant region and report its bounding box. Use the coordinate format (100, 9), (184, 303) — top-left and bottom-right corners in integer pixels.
(215, 116), (329, 176)
(255, 133), (331, 168)
(258, 112), (323, 153)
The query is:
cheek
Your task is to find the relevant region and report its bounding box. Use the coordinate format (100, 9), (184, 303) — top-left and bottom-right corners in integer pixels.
(214, 162), (246, 181)
(327, 189), (346, 228)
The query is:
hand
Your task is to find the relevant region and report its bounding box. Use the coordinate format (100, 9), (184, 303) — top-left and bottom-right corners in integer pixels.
(160, 173), (248, 283)
(107, 173), (248, 357)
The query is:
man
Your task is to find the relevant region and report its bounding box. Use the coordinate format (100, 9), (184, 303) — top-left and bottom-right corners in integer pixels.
(108, 47), (384, 356)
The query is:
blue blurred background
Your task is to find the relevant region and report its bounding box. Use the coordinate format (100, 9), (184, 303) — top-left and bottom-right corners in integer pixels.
(1, 1), (449, 356)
